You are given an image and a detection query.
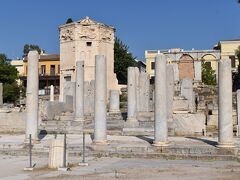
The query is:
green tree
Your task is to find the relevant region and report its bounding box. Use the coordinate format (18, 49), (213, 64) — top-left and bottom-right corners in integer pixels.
(114, 37), (137, 84)
(233, 46), (240, 91)
(201, 61), (216, 85)
(0, 53), (20, 103)
(23, 44), (42, 56)
(66, 18), (73, 24)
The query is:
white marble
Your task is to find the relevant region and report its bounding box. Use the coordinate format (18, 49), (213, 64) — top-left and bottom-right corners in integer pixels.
(218, 59), (234, 147)
(25, 51), (39, 141)
(93, 55), (107, 143)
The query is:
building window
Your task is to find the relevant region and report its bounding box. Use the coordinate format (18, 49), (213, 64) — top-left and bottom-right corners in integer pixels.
(41, 65), (46, 75)
(86, 42), (92, 46)
(58, 65), (60, 74)
(151, 62), (155, 70)
(50, 65), (55, 76)
(229, 56), (236, 68)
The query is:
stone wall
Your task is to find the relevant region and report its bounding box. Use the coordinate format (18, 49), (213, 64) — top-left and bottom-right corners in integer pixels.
(0, 112), (26, 133)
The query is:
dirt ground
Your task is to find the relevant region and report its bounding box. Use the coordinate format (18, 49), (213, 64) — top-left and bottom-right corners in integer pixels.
(0, 155), (240, 180)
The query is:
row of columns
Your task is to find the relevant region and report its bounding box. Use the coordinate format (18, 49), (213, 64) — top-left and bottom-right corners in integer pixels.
(25, 50), (235, 148)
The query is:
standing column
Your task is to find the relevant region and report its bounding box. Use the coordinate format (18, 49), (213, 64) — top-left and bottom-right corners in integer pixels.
(0, 83), (3, 106)
(237, 90), (240, 136)
(109, 90), (120, 113)
(218, 59), (234, 147)
(75, 61), (84, 121)
(153, 54), (168, 146)
(50, 85), (54, 102)
(135, 67), (140, 112)
(125, 67), (139, 127)
(166, 64), (174, 120)
(93, 55), (107, 143)
(26, 51), (39, 141)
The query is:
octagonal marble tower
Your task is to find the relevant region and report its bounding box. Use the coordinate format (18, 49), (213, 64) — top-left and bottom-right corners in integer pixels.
(59, 16), (118, 101)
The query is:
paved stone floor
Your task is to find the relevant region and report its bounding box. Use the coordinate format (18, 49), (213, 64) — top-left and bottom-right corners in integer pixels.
(0, 155), (240, 180)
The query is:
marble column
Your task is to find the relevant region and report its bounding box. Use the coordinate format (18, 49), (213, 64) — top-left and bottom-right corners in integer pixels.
(139, 72), (150, 112)
(93, 55), (107, 143)
(75, 61), (84, 121)
(218, 59), (234, 147)
(153, 54), (168, 146)
(0, 83), (3, 106)
(135, 67), (140, 112)
(194, 61), (202, 82)
(125, 67), (139, 127)
(50, 85), (54, 102)
(236, 89), (240, 136)
(109, 90), (120, 113)
(26, 51), (39, 141)
(166, 64), (174, 120)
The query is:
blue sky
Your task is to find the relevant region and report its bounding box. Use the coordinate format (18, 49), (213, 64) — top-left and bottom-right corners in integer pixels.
(0, 0), (239, 60)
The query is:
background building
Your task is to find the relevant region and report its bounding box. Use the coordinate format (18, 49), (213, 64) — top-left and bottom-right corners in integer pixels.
(59, 16), (118, 101)
(214, 39), (240, 72)
(145, 48), (220, 82)
(23, 54), (60, 94)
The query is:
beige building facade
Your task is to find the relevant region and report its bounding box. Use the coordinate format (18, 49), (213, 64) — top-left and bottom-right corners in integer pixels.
(214, 39), (240, 72)
(145, 48), (220, 81)
(59, 16), (118, 101)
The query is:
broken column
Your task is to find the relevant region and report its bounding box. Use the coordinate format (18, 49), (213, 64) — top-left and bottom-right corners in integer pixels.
(194, 61), (202, 82)
(166, 64), (174, 120)
(138, 72), (150, 112)
(26, 51), (39, 141)
(0, 83), (2, 106)
(180, 78), (195, 113)
(218, 59), (234, 147)
(75, 61), (84, 121)
(125, 67), (138, 127)
(153, 54), (168, 146)
(237, 90), (240, 136)
(50, 85), (54, 102)
(48, 138), (66, 169)
(135, 67), (140, 112)
(93, 55), (107, 143)
(109, 90), (120, 113)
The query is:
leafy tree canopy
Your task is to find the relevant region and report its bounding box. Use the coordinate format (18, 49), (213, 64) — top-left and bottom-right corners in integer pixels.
(114, 37), (137, 84)
(233, 46), (240, 91)
(66, 18), (73, 24)
(0, 53), (20, 103)
(23, 44), (42, 56)
(201, 61), (216, 86)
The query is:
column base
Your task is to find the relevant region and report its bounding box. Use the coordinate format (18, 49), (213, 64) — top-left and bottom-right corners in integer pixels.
(58, 167), (70, 171)
(152, 141), (170, 147)
(92, 140), (109, 145)
(24, 138), (40, 144)
(78, 162), (89, 166)
(23, 167), (34, 171)
(109, 110), (121, 113)
(216, 142), (235, 148)
(74, 117), (85, 122)
(124, 118), (139, 128)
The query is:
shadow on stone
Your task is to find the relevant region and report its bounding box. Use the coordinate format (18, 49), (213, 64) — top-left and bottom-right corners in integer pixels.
(90, 133), (94, 141)
(121, 112), (127, 121)
(38, 130), (48, 140)
(186, 137), (218, 147)
(136, 135), (153, 144)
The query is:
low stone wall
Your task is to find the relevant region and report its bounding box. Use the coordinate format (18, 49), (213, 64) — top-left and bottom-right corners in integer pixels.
(0, 112), (26, 133)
